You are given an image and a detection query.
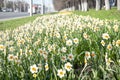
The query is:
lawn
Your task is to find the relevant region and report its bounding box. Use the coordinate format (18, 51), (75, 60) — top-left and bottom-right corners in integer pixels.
(74, 7), (120, 21)
(0, 14), (41, 31)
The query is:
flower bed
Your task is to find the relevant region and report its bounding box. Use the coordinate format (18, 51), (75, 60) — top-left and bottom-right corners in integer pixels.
(0, 14), (120, 80)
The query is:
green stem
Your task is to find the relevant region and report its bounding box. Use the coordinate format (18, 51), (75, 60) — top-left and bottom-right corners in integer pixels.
(78, 63), (87, 79)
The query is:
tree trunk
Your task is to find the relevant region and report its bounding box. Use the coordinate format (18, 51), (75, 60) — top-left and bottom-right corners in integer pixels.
(72, 0), (75, 10)
(53, 0), (66, 11)
(81, 0), (84, 11)
(96, 0), (101, 11)
(78, 3), (81, 10)
(81, 0), (88, 11)
(78, 0), (81, 10)
(92, 0), (96, 8)
(84, 0), (88, 11)
(117, 0), (120, 10)
(105, 0), (110, 10)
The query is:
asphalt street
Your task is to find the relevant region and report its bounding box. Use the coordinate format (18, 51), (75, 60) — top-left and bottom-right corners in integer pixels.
(0, 12), (29, 21)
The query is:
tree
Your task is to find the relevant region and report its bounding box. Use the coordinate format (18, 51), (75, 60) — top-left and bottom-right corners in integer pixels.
(81, 0), (88, 11)
(96, 0), (101, 11)
(105, 0), (110, 10)
(0, 0), (4, 8)
(53, 0), (66, 11)
(81, 0), (84, 11)
(84, 0), (88, 11)
(78, 0), (81, 10)
(7, 1), (13, 8)
(117, 0), (120, 10)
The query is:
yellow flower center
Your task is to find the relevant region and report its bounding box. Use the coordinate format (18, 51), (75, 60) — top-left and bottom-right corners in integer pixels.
(107, 45), (112, 50)
(101, 41), (105, 44)
(45, 66), (48, 68)
(116, 40), (120, 45)
(32, 67), (37, 71)
(39, 50), (43, 53)
(0, 45), (4, 49)
(67, 65), (71, 69)
(69, 55), (72, 58)
(33, 74), (37, 78)
(62, 57), (66, 60)
(60, 71), (64, 75)
(85, 53), (89, 57)
(10, 56), (14, 59)
(14, 57), (18, 60)
(74, 40), (77, 42)
(105, 35), (109, 39)
(91, 53), (95, 57)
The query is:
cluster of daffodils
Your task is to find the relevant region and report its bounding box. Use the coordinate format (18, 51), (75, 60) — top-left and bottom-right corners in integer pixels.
(105, 53), (114, 69)
(30, 63), (49, 78)
(84, 51), (96, 64)
(57, 62), (72, 78)
(0, 14), (120, 79)
(61, 53), (74, 62)
(101, 33), (120, 51)
(30, 64), (38, 78)
(7, 54), (20, 63)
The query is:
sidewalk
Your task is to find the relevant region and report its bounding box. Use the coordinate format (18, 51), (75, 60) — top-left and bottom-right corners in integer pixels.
(0, 12), (29, 21)
(0, 16), (29, 22)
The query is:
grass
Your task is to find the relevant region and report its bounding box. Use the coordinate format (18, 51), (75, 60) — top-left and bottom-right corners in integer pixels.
(73, 7), (120, 21)
(0, 8), (120, 31)
(0, 14), (41, 31)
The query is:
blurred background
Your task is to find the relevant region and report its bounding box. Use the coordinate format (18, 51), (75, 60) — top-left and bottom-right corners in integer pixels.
(0, 0), (55, 14)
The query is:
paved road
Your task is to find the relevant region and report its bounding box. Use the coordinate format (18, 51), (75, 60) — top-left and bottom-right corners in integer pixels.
(0, 12), (29, 21)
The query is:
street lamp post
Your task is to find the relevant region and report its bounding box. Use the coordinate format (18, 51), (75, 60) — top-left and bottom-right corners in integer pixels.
(30, 0), (33, 16)
(41, 0), (45, 14)
(13, 1), (15, 12)
(43, 0), (44, 14)
(43, 0), (45, 14)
